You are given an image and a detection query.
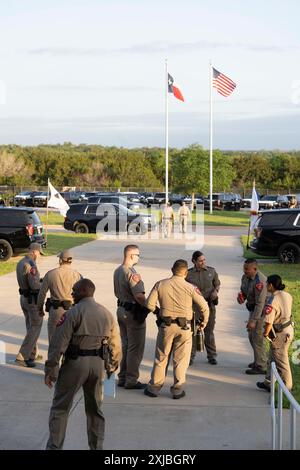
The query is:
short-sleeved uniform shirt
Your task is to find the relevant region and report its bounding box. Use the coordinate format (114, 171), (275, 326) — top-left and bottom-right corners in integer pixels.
(146, 275), (209, 324)
(113, 265), (145, 303)
(240, 271), (267, 320)
(16, 255), (40, 292)
(263, 291), (293, 326)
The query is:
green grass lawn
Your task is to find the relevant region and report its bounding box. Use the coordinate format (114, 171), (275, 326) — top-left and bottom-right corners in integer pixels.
(40, 208), (250, 227)
(151, 208), (250, 226)
(260, 264), (300, 406)
(0, 232), (96, 277)
(39, 211), (64, 225)
(201, 210), (249, 226)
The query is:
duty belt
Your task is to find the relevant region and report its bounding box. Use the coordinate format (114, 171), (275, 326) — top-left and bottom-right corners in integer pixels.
(117, 299), (135, 311)
(160, 316), (191, 330)
(77, 349), (102, 356)
(273, 320), (292, 333)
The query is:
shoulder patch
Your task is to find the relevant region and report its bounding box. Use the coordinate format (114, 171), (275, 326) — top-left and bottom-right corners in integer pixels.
(264, 305), (273, 315)
(132, 273), (141, 283)
(256, 282), (264, 291)
(193, 285), (201, 295)
(30, 267), (37, 276)
(56, 313), (66, 327)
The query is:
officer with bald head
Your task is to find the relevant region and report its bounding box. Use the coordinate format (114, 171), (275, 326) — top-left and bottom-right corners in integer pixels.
(45, 278), (121, 450)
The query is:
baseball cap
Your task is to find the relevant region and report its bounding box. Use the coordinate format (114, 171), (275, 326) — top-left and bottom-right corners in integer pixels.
(29, 242), (45, 255)
(57, 249), (73, 262)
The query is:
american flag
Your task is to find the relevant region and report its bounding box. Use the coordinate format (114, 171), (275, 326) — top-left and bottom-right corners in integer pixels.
(212, 68), (236, 97)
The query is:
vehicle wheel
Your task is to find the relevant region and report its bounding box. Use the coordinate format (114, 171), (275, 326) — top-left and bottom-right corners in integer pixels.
(278, 243), (300, 264)
(0, 239), (13, 261)
(127, 223), (141, 235)
(74, 223), (89, 234)
(234, 205), (241, 211)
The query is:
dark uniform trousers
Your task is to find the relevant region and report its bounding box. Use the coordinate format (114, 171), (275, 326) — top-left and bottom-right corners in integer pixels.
(191, 304), (217, 361)
(47, 357), (105, 450)
(117, 306), (146, 386)
(19, 296), (43, 360)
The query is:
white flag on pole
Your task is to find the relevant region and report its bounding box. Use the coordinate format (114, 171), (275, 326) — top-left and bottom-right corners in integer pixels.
(250, 182), (259, 231)
(48, 181), (70, 216)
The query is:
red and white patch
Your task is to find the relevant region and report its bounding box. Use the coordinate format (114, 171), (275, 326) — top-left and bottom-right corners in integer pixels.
(56, 314), (66, 327)
(30, 267), (37, 276)
(264, 305), (273, 315)
(132, 274), (141, 283)
(256, 282), (263, 291)
(194, 287), (201, 295)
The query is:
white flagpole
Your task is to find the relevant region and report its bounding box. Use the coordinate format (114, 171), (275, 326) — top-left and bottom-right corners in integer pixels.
(165, 58), (169, 204)
(45, 178), (50, 244)
(209, 62), (213, 214)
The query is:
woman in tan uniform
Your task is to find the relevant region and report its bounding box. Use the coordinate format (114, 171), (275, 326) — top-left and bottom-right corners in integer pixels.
(257, 274), (294, 392)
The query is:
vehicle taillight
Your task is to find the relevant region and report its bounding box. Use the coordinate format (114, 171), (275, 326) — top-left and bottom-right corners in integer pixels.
(26, 224), (34, 236)
(254, 227), (262, 238)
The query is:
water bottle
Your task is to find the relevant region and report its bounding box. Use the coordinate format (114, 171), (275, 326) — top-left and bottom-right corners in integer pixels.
(196, 329), (205, 352)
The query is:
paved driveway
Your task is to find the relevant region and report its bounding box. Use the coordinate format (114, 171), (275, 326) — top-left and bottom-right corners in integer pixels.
(0, 228), (298, 449)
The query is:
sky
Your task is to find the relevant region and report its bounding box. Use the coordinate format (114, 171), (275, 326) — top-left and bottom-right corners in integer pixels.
(0, 0), (300, 149)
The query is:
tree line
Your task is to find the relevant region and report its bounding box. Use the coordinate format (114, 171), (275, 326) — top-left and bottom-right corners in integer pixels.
(1, 143), (300, 194)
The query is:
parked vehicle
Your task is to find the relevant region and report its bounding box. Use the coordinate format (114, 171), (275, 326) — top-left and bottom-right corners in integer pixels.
(241, 194), (255, 208)
(33, 191), (48, 207)
(250, 209), (300, 263)
(204, 193), (242, 211)
(60, 191), (84, 204)
(78, 192), (99, 202)
(87, 194), (143, 211)
(286, 194), (300, 207)
(14, 191), (41, 207)
(258, 195), (289, 210)
(117, 192), (141, 203)
(0, 207), (45, 261)
(64, 203), (156, 235)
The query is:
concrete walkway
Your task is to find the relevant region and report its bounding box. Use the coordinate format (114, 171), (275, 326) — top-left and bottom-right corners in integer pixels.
(0, 228), (298, 450)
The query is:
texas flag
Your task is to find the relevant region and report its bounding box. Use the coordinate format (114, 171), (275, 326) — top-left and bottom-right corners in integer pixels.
(168, 73), (184, 101)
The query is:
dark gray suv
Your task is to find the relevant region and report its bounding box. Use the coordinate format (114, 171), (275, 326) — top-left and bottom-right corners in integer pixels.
(0, 207), (45, 261)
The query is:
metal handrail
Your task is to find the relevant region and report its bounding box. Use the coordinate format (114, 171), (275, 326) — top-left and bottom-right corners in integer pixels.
(271, 361), (300, 449)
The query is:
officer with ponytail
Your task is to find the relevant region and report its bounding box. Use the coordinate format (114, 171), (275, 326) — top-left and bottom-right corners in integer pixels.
(257, 274), (294, 392)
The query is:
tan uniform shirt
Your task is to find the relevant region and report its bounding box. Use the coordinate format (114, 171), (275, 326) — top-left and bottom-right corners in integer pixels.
(16, 255), (40, 291)
(113, 265), (145, 303)
(146, 275), (209, 324)
(186, 266), (220, 301)
(45, 297), (121, 373)
(37, 264), (82, 310)
(263, 291), (293, 326)
(161, 205), (174, 220)
(240, 271), (267, 320)
(178, 206), (191, 218)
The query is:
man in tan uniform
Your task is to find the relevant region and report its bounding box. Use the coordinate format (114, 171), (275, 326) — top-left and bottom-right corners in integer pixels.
(186, 251), (220, 365)
(257, 274), (294, 392)
(237, 258), (268, 374)
(144, 259), (209, 399)
(161, 202), (174, 238)
(178, 201), (191, 234)
(114, 244), (147, 389)
(15, 243), (44, 368)
(37, 249), (82, 343)
(45, 278), (121, 450)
